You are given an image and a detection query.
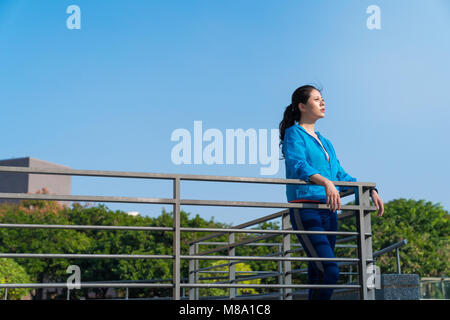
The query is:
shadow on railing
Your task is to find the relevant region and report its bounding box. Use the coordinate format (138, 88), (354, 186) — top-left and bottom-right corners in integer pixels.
(0, 165), (379, 300)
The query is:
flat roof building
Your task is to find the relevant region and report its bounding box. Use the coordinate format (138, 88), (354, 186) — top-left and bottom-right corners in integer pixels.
(0, 157), (71, 207)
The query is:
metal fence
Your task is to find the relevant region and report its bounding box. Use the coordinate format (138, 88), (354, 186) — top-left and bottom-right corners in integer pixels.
(0, 165), (378, 300)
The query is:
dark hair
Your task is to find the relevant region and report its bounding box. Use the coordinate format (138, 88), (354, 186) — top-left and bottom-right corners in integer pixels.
(279, 84), (322, 159)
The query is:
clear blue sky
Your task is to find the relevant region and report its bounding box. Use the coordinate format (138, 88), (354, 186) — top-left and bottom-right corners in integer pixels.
(1, 0), (449, 225)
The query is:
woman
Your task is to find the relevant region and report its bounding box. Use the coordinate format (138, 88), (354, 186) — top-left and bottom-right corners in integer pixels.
(279, 84), (384, 300)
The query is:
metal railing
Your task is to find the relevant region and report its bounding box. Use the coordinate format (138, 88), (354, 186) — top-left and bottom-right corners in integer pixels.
(420, 277), (450, 299)
(1, 239), (407, 300)
(0, 165), (378, 300)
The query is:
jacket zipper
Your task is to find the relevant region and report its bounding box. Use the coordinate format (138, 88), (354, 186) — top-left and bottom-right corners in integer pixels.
(309, 133), (330, 164)
(298, 125), (331, 166)
(309, 133), (332, 175)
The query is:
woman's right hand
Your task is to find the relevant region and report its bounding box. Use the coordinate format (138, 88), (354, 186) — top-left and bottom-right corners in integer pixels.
(324, 180), (341, 212)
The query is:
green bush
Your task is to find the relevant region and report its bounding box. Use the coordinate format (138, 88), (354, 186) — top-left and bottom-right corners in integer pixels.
(339, 198), (449, 277)
(0, 258), (32, 300)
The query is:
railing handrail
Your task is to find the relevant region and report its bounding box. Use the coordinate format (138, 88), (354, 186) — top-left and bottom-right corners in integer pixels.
(0, 165), (376, 187)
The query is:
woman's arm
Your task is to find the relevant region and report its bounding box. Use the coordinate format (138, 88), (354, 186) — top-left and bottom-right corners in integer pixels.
(309, 173), (341, 212)
(370, 190), (384, 217)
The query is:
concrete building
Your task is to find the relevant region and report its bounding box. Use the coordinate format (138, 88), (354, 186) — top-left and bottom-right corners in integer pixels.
(0, 157), (71, 207)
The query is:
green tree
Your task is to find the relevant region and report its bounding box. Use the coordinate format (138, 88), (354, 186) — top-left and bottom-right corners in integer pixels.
(339, 198), (449, 277)
(0, 258), (32, 300)
(0, 198), (93, 299)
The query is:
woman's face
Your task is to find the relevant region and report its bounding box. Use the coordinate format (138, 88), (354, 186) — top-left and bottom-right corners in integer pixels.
(299, 89), (325, 120)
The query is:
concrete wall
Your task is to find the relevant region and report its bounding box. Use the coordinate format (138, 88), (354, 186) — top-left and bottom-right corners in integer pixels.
(329, 274), (421, 300)
(289, 274), (421, 300)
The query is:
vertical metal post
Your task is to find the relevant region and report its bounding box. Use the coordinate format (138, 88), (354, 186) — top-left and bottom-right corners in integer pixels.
(349, 265), (353, 284)
(189, 243), (195, 300)
(355, 186), (375, 300)
(228, 233), (236, 299)
(396, 248), (401, 274)
(4, 288), (7, 300)
(282, 211), (292, 300)
(278, 243), (283, 300)
(173, 177), (181, 300)
(194, 243), (199, 300)
(67, 288), (70, 300)
(125, 287), (129, 300)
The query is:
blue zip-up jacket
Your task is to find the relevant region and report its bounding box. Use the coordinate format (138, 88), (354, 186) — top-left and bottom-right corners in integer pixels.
(283, 123), (356, 203)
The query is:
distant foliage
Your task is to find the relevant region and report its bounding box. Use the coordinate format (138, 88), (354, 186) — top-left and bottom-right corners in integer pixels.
(339, 198), (449, 277)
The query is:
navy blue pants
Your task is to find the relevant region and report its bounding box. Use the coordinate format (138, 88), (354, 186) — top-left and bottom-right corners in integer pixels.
(289, 208), (339, 300)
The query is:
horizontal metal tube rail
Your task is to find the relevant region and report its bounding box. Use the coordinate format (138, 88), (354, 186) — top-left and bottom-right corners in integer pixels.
(197, 241), (280, 247)
(0, 192), (375, 211)
(0, 223), (173, 232)
(0, 283), (174, 289)
(0, 166), (376, 187)
(285, 244), (357, 255)
(199, 271), (274, 274)
(0, 253), (173, 259)
(0, 253), (359, 263)
(373, 239), (408, 258)
(182, 255), (359, 262)
(182, 227), (360, 236)
(0, 193), (176, 205)
(0, 223), (360, 236)
(0, 283), (360, 290)
(180, 283), (361, 289)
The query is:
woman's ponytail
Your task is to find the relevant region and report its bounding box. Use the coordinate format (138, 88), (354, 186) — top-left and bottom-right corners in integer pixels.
(279, 85), (321, 159)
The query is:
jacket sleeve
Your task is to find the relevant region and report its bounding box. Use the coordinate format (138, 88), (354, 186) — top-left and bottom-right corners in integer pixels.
(283, 128), (320, 182)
